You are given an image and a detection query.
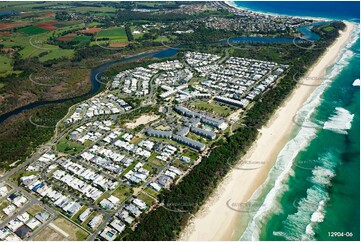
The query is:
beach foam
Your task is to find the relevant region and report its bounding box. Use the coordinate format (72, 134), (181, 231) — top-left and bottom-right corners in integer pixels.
(272, 152), (338, 241)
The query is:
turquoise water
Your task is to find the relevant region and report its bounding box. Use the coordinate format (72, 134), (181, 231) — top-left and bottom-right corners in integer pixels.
(239, 28), (360, 241)
(263, 38), (359, 241)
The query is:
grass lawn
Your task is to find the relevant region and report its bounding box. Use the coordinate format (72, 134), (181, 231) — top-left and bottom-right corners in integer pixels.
(53, 216), (90, 241)
(187, 132), (208, 144)
(148, 152), (166, 167)
(71, 205), (88, 222)
(111, 185), (132, 202)
(95, 192), (110, 204)
(8, 167), (39, 185)
(137, 191), (155, 206)
(56, 137), (86, 155)
(192, 100), (232, 117)
(0, 199), (11, 210)
(189, 76), (203, 85)
(119, 161), (138, 178)
(93, 12), (116, 17)
(154, 36), (169, 42)
(182, 149), (199, 160)
(27, 204), (44, 216)
(172, 159), (192, 171)
(18, 25), (49, 34)
(82, 211), (101, 231)
(144, 187), (159, 198)
(130, 136), (143, 144)
(148, 157), (166, 167)
(133, 33), (144, 40)
(142, 163), (154, 173)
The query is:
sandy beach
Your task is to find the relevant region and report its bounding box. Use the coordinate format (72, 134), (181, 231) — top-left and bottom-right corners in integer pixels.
(179, 21), (355, 241)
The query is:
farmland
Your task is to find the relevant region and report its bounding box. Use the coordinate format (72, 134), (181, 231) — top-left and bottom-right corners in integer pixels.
(18, 25), (49, 34)
(0, 55), (13, 76)
(96, 27), (129, 46)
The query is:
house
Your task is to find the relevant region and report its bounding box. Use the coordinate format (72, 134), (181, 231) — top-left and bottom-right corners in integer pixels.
(176, 127), (190, 136)
(146, 129), (173, 139)
(3, 204), (16, 215)
(132, 198), (147, 210)
(201, 116), (228, 130)
(100, 199), (114, 210)
(172, 135), (205, 151)
(35, 212), (50, 223)
(157, 175), (173, 188)
(17, 213), (30, 223)
(124, 204), (142, 217)
(7, 219), (23, 232)
(180, 156), (191, 163)
(88, 214), (103, 230)
(110, 219), (125, 233)
(26, 218), (41, 230)
(117, 210), (135, 225)
(190, 126), (216, 140)
(63, 201), (81, 216)
(14, 225), (31, 239)
(79, 208), (92, 222)
(100, 227), (117, 241)
(108, 196), (120, 206)
(0, 228), (11, 240)
(149, 182), (161, 192)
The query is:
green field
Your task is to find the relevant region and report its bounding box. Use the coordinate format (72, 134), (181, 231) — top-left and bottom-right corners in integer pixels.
(137, 192), (155, 206)
(323, 26), (335, 32)
(0, 55), (13, 75)
(192, 101), (232, 117)
(96, 27), (128, 42)
(73, 36), (92, 42)
(18, 25), (49, 34)
(182, 149), (199, 161)
(111, 185), (132, 201)
(144, 187), (159, 198)
(38, 49), (74, 62)
(56, 136), (87, 155)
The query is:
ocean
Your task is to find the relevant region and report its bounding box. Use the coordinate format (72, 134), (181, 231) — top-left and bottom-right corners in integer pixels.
(233, 1), (360, 241)
(234, 1), (360, 22)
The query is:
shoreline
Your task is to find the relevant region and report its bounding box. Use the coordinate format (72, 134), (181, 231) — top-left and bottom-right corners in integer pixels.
(179, 21), (355, 241)
(224, 1), (331, 22)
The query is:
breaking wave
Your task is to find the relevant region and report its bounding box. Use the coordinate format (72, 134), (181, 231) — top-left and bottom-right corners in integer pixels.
(272, 152), (339, 241)
(323, 107), (354, 134)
